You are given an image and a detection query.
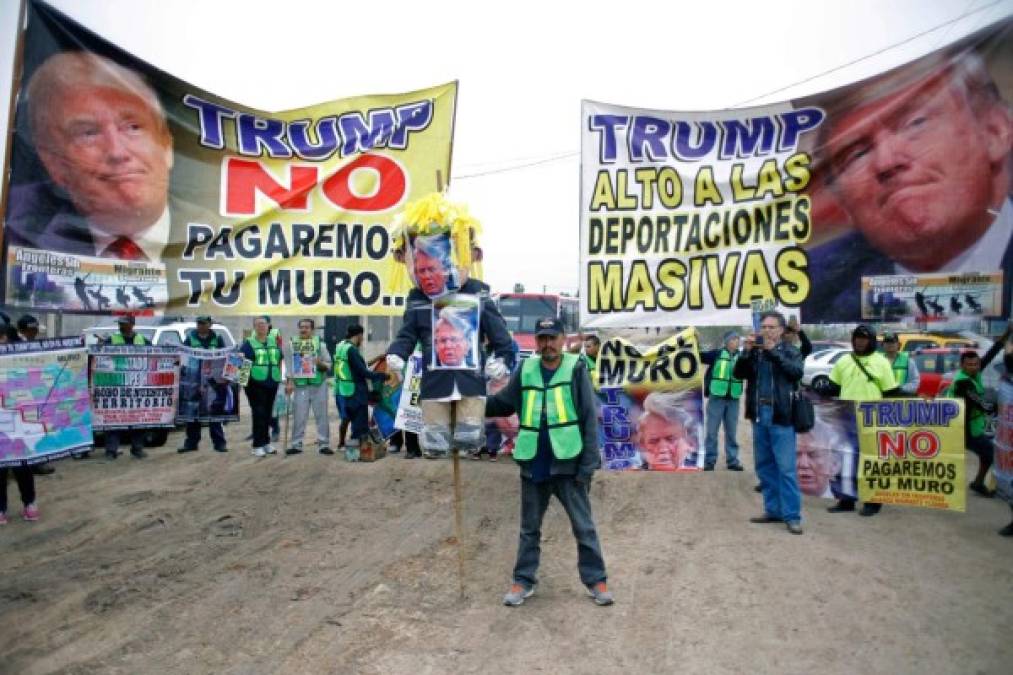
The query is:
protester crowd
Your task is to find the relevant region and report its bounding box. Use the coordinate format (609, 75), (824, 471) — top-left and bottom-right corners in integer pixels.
(3, 307), (1012, 614)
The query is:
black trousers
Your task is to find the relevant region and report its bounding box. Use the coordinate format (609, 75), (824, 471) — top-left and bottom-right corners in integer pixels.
(245, 383), (278, 448)
(1, 466), (36, 512)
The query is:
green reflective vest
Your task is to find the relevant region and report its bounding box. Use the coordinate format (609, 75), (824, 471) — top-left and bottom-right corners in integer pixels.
(109, 332), (146, 345)
(708, 349), (742, 399)
(889, 351), (909, 386)
(514, 353), (582, 461)
(187, 331), (221, 348)
(247, 334), (282, 383)
(333, 340), (355, 397)
(946, 370), (986, 437)
(292, 336), (325, 387)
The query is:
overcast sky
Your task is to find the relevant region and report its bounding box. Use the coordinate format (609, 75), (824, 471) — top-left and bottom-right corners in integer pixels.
(1, 0), (1011, 296)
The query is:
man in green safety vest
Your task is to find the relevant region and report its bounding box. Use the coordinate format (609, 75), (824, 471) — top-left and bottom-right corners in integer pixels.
(104, 315), (150, 460)
(283, 318), (333, 456)
(334, 324), (387, 460)
(240, 316), (283, 457)
(701, 331), (744, 471)
(178, 316), (229, 454)
(880, 332), (920, 394)
(486, 316), (612, 608)
(580, 334), (600, 389)
(946, 326), (1011, 499)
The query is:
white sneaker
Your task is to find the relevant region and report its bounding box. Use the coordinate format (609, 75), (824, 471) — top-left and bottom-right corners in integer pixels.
(264, 444), (277, 455)
(251, 446), (267, 458)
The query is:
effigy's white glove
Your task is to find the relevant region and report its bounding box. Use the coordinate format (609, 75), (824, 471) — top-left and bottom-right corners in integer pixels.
(386, 354), (405, 374)
(485, 356), (508, 379)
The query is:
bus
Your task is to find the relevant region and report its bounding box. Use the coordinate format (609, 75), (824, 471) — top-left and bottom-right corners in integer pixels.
(494, 292), (581, 358)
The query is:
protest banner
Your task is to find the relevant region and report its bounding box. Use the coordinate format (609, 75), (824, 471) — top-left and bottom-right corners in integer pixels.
(0, 337), (92, 467)
(798, 395), (859, 500)
(579, 19), (1013, 327)
(996, 377), (1013, 505)
(176, 346), (240, 424)
(394, 349), (424, 435)
(596, 329), (705, 471)
(89, 345), (180, 430)
(856, 398), (966, 511)
(2, 0), (456, 317)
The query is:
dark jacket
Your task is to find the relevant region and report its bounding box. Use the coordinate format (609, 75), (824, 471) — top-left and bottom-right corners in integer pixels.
(951, 339), (1004, 440)
(387, 279), (514, 399)
(338, 341), (386, 406)
(733, 342), (804, 425)
(185, 329), (223, 349)
(485, 356), (600, 480)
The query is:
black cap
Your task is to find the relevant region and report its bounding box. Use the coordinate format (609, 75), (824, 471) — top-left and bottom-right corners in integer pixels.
(346, 324), (364, 338)
(882, 331), (898, 342)
(116, 315), (135, 325)
(853, 324), (875, 339)
(196, 315), (213, 324)
(17, 315), (38, 330)
(534, 317), (564, 337)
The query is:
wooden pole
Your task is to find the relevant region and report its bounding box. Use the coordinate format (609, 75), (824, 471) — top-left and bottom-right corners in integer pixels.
(450, 401), (465, 599)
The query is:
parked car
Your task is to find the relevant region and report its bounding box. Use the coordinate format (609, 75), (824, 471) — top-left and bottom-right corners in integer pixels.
(84, 320), (236, 347)
(916, 347), (1006, 437)
(880, 332), (975, 352)
(83, 319), (237, 447)
(808, 340), (849, 354)
(802, 347), (850, 389)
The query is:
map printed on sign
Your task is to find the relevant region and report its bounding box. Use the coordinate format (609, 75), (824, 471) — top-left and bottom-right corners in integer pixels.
(0, 337), (93, 467)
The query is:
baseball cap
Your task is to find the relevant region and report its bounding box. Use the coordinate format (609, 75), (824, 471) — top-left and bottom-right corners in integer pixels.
(196, 315), (213, 324)
(534, 317), (564, 337)
(116, 315), (135, 325)
(882, 331), (899, 342)
(17, 315), (38, 330)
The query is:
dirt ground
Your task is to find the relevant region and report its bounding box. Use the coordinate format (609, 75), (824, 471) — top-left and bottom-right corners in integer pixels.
(2, 409), (1011, 675)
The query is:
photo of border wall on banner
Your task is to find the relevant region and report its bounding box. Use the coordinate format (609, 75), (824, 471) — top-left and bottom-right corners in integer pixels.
(580, 19), (1012, 328)
(1, 0), (457, 317)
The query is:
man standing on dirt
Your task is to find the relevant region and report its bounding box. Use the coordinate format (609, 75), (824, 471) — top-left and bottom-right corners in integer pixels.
(178, 316), (229, 454)
(734, 311), (806, 535)
(334, 324), (387, 460)
(814, 324), (900, 516)
(486, 317), (613, 607)
(283, 318), (333, 456)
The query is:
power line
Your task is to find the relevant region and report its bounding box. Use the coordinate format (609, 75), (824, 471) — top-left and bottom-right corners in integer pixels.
(454, 1), (1006, 182)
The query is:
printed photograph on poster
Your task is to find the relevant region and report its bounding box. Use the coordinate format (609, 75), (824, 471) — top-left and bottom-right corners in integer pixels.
(996, 377), (1013, 505)
(221, 352), (246, 382)
(2, 1), (457, 317)
(596, 330), (706, 472)
(431, 294), (480, 370)
(0, 338), (93, 467)
(176, 347), (240, 423)
(407, 232), (462, 299)
(6, 247), (167, 313)
(290, 338), (319, 378)
(797, 396), (859, 500)
(861, 272), (1004, 325)
(89, 345), (180, 430)
(394, 349), (424, 434)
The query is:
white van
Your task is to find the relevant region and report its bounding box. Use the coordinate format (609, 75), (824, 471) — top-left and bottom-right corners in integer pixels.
(84, 319), (236, 347)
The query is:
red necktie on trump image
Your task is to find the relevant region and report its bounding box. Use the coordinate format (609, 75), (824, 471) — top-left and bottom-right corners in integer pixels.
(103, 236), (148, 261)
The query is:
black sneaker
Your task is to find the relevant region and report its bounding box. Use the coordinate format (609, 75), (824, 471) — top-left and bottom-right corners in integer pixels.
(285, 447), (303, 456)
(859, 503), (882, 517)
(727, 464), (744, 471)
(319, 447), (334, 455)
(999, 522), (1013, 537)
(105, 450), (119, 460)
(177, 446), (198, 454)
(828, 500), (856, 513)
(703, 465), (715, 471)
(32, 463), (55, 475)
(213, 446), (228, 453)
(969, 482), (995, 498)
(130, 449), (147, 459)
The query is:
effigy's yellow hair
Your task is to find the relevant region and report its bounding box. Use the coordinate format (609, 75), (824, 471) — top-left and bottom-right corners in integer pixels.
(390, 192), (483, 289)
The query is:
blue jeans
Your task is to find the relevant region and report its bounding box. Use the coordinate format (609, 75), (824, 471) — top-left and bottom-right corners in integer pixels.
(704, 396), (741, 467)
(753, 405), (801, 523)
(513, 476), (607, 589)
